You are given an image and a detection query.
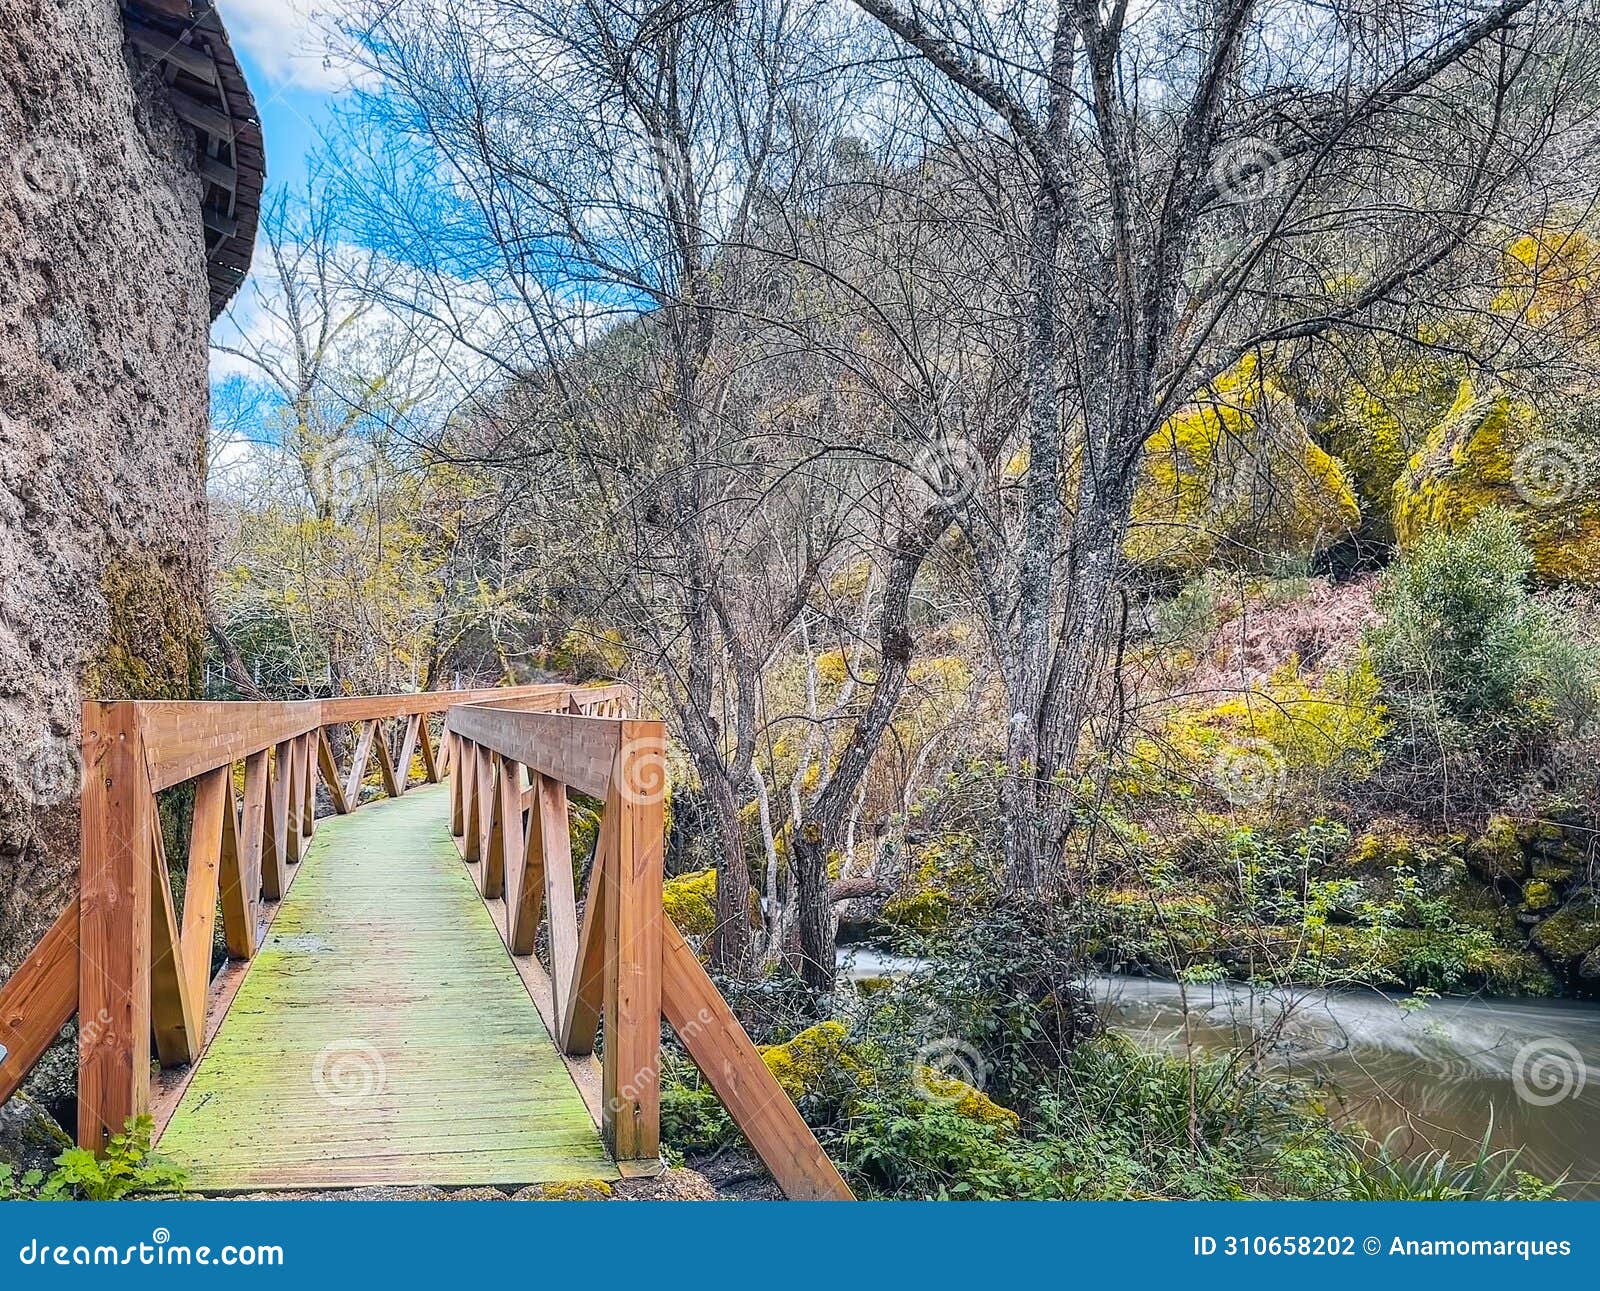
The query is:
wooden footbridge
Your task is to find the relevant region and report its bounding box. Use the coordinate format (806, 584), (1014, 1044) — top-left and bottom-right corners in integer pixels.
(0, 685), (851, 1198)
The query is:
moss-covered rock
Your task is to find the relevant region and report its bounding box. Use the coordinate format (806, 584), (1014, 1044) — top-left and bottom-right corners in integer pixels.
(86, 550), (205, 699)
(759, 1021), (858, 1102)
(529, 1179), (613, 1200)
(1532, 902), (1600, 964)
(663, 868), (718, 938)
(1466, 816), (1527, 881)
(1127, 354), (1361, 572)
(1522, 880), (1559, 912)
(915, 1070), (1021, 1133)
(1320, 350), (1464, 543)
(1391, 377), (1600, 585)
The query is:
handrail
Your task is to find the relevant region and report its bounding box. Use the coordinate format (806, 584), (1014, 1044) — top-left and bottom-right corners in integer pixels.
(446, 697), (852, 1199)
(0, 682), (854, 1200)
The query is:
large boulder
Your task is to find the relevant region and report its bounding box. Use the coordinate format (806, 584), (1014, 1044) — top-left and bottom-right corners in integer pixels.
(1391, 378), (1600, 584)
(1127, 356), (1360, 572)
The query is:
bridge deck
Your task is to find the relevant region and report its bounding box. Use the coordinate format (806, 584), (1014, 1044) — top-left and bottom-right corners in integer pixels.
(156, 785), (616, 1191)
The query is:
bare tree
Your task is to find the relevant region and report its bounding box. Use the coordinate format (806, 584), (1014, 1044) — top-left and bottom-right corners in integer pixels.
(852, 0), (1574, 890)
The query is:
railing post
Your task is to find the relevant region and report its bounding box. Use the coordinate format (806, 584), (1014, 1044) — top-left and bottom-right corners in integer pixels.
(602, 720), (664, 1166)
(77, 701), (154, 1150)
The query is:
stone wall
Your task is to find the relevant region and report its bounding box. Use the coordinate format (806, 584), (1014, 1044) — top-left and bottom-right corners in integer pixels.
(0, 0), (210, 997)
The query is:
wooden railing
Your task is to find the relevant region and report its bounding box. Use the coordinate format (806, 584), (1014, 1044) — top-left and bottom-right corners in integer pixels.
(445, 690), (853, 1197)
(0, 683), (853, 1200)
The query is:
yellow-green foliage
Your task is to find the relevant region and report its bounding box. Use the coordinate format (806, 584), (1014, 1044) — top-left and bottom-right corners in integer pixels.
(1123, 652), (1387, 799)
(1127, 354), (1360, 571)
(533, 1179), (613, 1200)
(1322, 352), (1462, 538)
(882, 834), (988, 936)
(663, 868), (718, 938)
(1495, 225), (1600, 340)
(1392, 377), (1600, 584)
(915, 1071), (1020, 1133)
(760, 1021), (859, 1101)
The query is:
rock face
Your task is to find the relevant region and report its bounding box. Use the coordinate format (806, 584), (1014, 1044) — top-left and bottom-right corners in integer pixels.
(1392, 377), (1600, 584)
(0, 0), (210, 981)
(1126, 355), (1361, 572)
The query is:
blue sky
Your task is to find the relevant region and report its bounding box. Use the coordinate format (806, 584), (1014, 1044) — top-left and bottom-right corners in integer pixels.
(220, 2), (351, 198)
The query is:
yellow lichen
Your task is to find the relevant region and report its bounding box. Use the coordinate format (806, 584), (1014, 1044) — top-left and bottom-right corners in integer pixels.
(1127, 354), (1361, 571)
(915, 1070), (1021, 1133)
(662, 868), (718, 938)
(1391, 376), (1600, 584)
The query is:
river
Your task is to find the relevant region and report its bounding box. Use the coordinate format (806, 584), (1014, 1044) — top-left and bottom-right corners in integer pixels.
(838, 949), (1600, 1195)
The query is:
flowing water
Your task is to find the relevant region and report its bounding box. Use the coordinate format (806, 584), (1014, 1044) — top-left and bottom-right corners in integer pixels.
(838, 949), (1600, 1195)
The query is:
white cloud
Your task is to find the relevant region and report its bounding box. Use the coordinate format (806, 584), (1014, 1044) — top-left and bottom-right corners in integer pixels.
(222, 0), (363, 94)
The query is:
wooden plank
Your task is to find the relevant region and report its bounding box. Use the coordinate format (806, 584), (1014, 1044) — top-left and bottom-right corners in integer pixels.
(317, 728), (351, 815)
(168, 88), (235, 140)
(299, 734), (316, 839)
(180, 767), (228, 1010)
(318, 684), (568, 725)
(344, 719), (376, 808)
(662, 920), (854, 1199)
(0, 900), (78, 1105)
(286, 737), (307, 864)
(446, 706), (621, 800)
(124, 17), (219, 82)
(261, 744), (288, 902)
(447, 732), (464, 836)
(277, 738), (303, 869)
(149, 815), (201, 1066)
(461, 739), (481, 860)
(498, 756), (527, 930)
(418, 717), (440, 783)
(602, 722), (664, 1163)
(78, 701), (153, 1149)
(374, 720), (402, 798)
(217, 768), (255, 960)
(395, 715), (421, 795)
(155, 787), (614, 1190)
(138, 701), (321, 792)
(474, 742), (495, 869)
(558, 807), (611, 1058)
(537, 776), (579, 1021)
(509, 773), (546, 956)
(480, 754), (507, 901)
(239, 749), (269, 911)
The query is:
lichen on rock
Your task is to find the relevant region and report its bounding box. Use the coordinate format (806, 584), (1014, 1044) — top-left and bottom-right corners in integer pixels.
(1391, 377), (1600, 584)
(1126, 354), (1361, 572)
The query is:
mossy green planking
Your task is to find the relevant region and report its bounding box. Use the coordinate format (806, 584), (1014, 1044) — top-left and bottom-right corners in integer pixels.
(157, 786), (617, 1191)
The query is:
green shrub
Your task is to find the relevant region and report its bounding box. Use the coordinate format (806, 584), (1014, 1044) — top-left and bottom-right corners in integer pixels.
(1366, 510), (1595, 810)
(0, 1117), (186, 1201)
